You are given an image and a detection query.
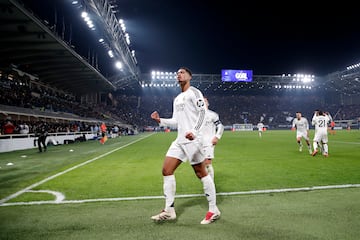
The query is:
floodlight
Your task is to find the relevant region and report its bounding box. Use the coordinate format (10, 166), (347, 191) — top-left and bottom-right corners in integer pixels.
(115, 61), (122, 69)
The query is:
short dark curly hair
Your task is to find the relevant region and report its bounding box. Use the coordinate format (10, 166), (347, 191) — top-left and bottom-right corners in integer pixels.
(179, 67), (192, 76)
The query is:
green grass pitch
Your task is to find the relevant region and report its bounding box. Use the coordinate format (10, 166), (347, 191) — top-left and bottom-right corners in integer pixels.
(0, 129), (359, 239)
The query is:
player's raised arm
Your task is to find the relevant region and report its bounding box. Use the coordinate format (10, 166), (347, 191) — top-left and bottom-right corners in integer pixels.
(151, 111), (160, 123)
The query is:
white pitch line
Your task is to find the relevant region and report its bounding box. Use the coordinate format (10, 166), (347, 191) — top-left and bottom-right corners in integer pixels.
(26, 190), (65, 203)
(1, 183), (360, 207)
(0, 133), (154, 205)
(331, 140), (360, 145)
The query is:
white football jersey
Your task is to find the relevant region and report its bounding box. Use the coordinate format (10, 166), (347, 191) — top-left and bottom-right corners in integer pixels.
(292, 117), (309, 132)
(312, 114), (330, 133)
(257, 122), (264, 130)
(160, 86), (206, 143)
(202, 109), (224, 147)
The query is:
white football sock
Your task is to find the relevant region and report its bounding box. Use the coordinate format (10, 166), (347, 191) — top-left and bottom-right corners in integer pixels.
(313, 142), (318, 151)
(323, 143), (328, 154)
(163, 175), (176, 211)
(201, 175), (217, 212)
(206, 164), (214, 180)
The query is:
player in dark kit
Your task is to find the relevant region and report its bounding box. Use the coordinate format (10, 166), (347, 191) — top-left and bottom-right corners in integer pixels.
(36, 121), (48, 152)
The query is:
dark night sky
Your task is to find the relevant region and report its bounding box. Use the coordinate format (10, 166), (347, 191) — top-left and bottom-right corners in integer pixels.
(22, 0), (360, 76)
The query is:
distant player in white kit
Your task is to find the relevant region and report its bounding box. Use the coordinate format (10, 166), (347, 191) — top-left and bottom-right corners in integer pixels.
(257, 122), (264, 138)
(202, 97), (224, 181)
(311, 110), (331, 157)
(291, 112), (312, 154)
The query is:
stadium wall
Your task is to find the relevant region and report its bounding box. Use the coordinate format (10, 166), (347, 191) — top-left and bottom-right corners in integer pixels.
(0, 132), (97, 153)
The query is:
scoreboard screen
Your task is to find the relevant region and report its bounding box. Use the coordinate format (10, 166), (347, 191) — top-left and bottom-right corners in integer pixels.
(221, 69), (253, 82)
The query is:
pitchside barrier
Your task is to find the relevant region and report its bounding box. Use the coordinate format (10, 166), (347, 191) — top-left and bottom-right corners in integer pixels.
(0, 131), (101, 153)
(232, 123), (254, 131)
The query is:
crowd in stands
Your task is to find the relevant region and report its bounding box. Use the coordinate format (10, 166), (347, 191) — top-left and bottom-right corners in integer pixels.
(0, 117), (134, 138)
(1, 74), (359, 134)
(0, 75), (125, 123)
(113, 92), (360, 129)
(1, 118), (86, 135)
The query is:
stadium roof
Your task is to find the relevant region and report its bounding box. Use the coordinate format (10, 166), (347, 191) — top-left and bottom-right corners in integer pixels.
(0, 0), (116, 95)
(1, 0), (359, 97)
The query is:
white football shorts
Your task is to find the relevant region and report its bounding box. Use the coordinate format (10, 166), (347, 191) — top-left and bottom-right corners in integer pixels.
(166, 140), (205, 165)
(296, 130), (309, 141)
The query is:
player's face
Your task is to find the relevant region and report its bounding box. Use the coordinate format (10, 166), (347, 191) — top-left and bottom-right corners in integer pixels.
(177, 69), (191, 83)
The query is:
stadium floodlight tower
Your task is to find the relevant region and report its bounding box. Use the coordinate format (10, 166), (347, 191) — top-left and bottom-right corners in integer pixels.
(81, 0), (141, 88)
(140, 71), (220, 90)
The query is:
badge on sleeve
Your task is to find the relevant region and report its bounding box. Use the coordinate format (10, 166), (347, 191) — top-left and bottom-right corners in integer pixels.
(196, 98), (204, 108)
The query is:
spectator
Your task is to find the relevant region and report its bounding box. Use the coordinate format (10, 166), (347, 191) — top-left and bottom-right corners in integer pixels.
(19, 121), (30, 134)
(3, 119), (15, 134)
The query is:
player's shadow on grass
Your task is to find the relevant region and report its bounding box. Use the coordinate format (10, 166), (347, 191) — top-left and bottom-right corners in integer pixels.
(175, 194), (225, 217)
